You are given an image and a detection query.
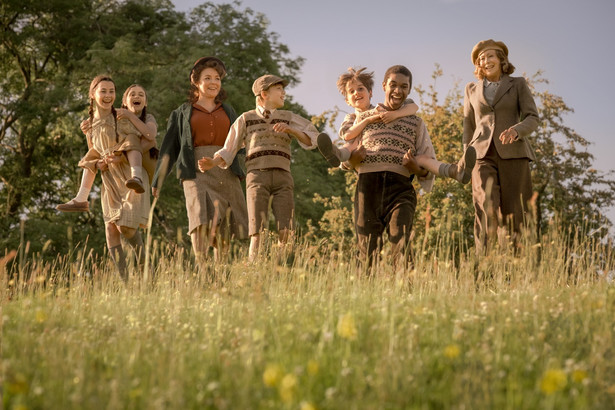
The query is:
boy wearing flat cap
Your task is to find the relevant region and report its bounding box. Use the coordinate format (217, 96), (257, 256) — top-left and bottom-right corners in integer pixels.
(199, 74), (321, 260)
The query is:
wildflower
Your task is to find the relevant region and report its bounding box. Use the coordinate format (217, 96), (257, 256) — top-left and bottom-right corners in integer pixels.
(278, 373), (298, 403)
(572, 369), (588, 383)
(35, 309), (48, 323)
(336, 312), (357, 341)
(307, 360), (319, 376)
(300, 401), (317, 410)
(263, 363), (284, 387)
(540, 369), (567, 394)
(443, 344), (460, 359)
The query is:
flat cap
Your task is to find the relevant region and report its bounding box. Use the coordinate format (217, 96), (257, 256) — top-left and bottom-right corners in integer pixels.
(252, 74), (289, 96)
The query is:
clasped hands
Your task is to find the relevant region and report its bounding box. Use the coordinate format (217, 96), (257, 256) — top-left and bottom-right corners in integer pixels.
(96, 153), (122, 171)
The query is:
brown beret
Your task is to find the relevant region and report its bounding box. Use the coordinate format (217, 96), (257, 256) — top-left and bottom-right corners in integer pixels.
(471, 39), (508, 64)
(252, 74), (289, 96)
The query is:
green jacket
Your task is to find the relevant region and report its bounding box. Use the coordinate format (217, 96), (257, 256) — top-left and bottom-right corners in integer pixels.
(152, 102), (245, 188)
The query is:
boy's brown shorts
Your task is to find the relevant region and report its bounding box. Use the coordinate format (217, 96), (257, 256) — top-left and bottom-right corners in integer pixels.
(246, 168), (294, 236)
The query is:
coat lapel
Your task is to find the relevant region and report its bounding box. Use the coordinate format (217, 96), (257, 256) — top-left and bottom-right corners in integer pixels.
(477, 80), (489, 107)
(492, 75), (513, 107)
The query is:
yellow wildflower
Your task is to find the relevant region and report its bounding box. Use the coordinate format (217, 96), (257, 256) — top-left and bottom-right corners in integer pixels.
(300, 401), (317, 410)
(540, 369), (567, 394)
(572, 369), (588, 383)
(35, 309), (47, 323)
(278, 373), (298, 403)
(443, 344), (460, 359)
(307, 360), (319, 376)
(262, 363), (284, 387)
(337, 312), (357, 340)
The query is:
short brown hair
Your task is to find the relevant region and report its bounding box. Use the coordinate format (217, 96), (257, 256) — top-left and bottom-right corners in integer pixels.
(473, 49), (516, 80)
(336, 67), (374, 97)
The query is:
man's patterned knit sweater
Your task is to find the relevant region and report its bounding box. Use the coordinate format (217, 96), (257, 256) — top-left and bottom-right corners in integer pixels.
(355, 107), (436, 192)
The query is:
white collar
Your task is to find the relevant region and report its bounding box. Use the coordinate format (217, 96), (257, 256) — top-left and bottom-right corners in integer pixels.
(257, 106), (276, 116)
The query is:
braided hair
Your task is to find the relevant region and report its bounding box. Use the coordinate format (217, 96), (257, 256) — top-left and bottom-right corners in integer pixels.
(88, 75), (119, 142)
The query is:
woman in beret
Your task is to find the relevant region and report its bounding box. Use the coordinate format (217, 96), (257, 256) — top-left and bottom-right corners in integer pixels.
(463, 39), (539, 251)
(152, 56), (248, 262)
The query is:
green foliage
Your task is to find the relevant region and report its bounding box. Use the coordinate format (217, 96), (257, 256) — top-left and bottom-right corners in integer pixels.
(0, 0), (308, 257)
(527, 71), (615, 237)
(186, 1), (305, 114)
(413, 67), (475, 254)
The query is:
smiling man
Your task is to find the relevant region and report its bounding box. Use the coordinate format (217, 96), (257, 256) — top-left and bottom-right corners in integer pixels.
(352, 65), (436, 269)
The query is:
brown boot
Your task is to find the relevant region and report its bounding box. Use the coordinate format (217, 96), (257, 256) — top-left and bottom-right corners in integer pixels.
(317, 133), (341, 167)
(56, 199), (89, 212)
(126, 176), (145, 194)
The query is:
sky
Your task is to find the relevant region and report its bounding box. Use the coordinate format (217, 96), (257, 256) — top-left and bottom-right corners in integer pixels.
(172, 0), (615, 226)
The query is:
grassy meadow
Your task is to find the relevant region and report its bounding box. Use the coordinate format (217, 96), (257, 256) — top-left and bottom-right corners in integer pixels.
(2, 224), (615, 409)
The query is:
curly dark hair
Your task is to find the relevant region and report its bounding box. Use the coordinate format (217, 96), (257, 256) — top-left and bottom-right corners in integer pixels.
(189, 58), (228, 104)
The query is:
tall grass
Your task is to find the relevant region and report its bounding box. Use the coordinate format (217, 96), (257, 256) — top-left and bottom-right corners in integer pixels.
(1, 220), (614, 409)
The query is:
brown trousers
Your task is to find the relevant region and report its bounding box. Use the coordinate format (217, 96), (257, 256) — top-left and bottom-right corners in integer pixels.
(472, 141), (533, 250)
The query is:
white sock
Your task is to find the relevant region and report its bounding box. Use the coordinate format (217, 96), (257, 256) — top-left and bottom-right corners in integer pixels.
(339, 147), (351, 162)
(130, 166), (143, 179)
(74, 169), (95, 202)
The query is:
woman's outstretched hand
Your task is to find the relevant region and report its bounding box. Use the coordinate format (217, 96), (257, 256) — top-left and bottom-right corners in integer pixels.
(198, 157), (217, 173)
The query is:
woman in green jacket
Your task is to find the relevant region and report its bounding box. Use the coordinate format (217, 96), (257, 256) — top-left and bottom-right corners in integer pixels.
(152, 56), (248, 261)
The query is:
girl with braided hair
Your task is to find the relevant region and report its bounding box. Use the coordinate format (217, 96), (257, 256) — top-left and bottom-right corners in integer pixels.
(56, 83), (154, 213)
(58, 75), (150, 280)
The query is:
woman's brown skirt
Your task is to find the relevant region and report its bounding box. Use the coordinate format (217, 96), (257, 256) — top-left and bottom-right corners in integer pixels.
(182, 146), (248, 240)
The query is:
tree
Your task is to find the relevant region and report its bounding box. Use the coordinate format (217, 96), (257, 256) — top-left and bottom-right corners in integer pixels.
(0, 0), (113, 256)
(527, 72), (615, 237)
(0, 0), (315, 259)
(412, 67), (475, 254)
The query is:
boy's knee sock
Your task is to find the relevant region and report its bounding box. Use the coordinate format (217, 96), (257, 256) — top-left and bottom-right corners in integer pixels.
(339, 147), (351, 162)
(75, 169), (96, 202)
(438, 163), (457, 179)
(109, 245), (128, 281)
(126, 231), (144, 265)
